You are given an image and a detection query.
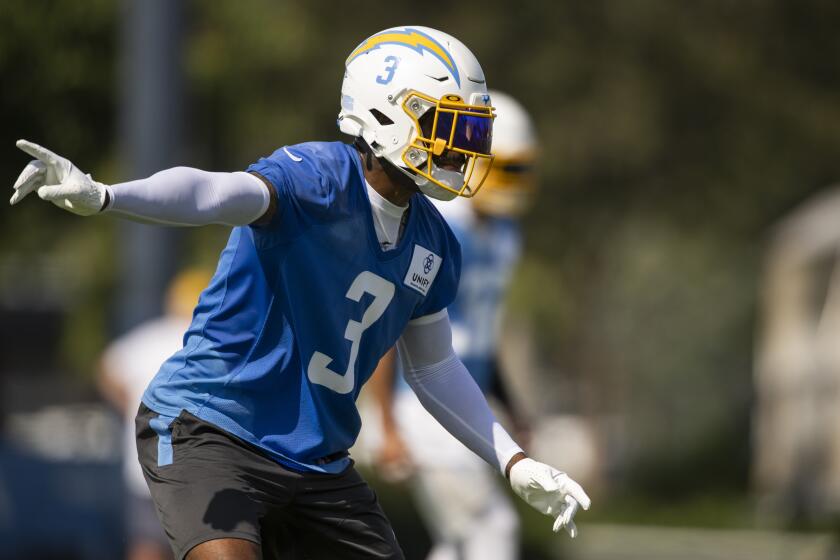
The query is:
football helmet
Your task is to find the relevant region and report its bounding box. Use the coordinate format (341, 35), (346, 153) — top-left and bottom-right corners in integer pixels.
(338, 26), (494, 201)
(472, 90), (537, 217)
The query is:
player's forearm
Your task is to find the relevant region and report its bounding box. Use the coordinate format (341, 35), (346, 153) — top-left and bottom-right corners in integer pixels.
(104, 167), (270, 226)
(400, 348), (523, 473)
(489, 359), (532, 441)
(369, 348), (401, 435)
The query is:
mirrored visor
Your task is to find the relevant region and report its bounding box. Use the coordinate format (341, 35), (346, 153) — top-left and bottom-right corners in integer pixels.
(434, 111), (493, 155)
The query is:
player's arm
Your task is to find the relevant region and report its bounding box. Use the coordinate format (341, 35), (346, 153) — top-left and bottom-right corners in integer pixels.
(368, 347), (413, 479)
(369, 348), (400, 438)
(488, 356), (532, 447)
(10, 140), (275, 226)
(397, 310), (590, 537)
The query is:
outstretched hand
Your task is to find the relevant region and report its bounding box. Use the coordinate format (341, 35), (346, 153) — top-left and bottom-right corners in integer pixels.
(509, 457), (590, 537)
(11, 140), (107, 215)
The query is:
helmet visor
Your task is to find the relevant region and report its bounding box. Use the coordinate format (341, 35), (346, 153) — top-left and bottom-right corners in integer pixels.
(434, 110), (493, 155)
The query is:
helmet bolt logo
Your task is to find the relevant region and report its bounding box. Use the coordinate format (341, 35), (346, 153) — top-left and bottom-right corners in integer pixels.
(423, 254), (434, 274)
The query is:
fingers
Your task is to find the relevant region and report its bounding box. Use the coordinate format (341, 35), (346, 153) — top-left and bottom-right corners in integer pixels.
(553, 513), (578, 536)
(16, 139), (61, 167)
(562, 477), (591, 510)
(13, 160), (45, 190)
(10, 160), (46, 205)
(552, 496), (580, 536)
(37, 183), (78, 202)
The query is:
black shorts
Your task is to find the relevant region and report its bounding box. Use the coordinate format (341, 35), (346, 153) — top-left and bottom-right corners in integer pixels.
(136, 404), (403, 560)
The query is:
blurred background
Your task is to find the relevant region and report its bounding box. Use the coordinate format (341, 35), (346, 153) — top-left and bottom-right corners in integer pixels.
(2, 0), (840, 558)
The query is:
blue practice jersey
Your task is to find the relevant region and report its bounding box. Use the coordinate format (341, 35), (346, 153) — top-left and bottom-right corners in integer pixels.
(143, 141), (460, 473)
(397, 199), (520, 393)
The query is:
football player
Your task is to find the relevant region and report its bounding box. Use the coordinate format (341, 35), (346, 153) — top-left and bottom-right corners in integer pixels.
(10, 26), (589, 560)
(370, 91), (539, 560)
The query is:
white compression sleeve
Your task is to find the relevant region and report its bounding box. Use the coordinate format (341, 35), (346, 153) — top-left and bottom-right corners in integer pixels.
(397, 311), (524, 474)
(104, 167), (270, 226)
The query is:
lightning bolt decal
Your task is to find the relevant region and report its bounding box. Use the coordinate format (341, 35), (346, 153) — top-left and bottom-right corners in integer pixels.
(346, 28), (461, 86)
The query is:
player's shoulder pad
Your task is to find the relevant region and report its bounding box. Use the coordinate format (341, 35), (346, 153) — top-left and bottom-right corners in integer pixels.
(266, 141), (355, 185)
(413, 195), (462, 267)
(250, 141), (359, 225)
(407, 196), (463, 319)
(276, 141), (352, 166)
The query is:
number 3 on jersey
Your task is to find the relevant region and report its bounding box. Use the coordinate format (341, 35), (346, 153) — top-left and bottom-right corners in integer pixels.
(307, 271), (395, 394)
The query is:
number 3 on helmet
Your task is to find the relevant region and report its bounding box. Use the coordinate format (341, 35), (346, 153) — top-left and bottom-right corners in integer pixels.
(338, 26), (495, 201)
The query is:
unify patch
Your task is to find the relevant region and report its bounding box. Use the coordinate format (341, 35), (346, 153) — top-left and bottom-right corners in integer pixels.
(404, 244), (442, 296)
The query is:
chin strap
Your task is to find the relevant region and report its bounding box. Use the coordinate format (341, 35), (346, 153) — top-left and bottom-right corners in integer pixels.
(353, 137), (375, 171)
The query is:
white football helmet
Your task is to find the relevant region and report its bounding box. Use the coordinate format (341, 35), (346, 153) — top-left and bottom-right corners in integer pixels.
(338, 26), (495, 201)
(472, 90), (538, 217)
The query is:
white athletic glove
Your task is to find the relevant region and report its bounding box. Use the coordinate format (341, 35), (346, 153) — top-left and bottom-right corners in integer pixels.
(509, 458), (591, 537)
(11, 139), (107, 216)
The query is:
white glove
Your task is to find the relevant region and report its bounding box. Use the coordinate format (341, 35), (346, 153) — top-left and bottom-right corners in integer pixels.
(11, 139), (108, 216)
(509, 457), (591, 537)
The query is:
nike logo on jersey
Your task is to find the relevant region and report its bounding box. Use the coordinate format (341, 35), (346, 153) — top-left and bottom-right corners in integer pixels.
(404, 244), (442, 296)
(283, 147), (303, 162)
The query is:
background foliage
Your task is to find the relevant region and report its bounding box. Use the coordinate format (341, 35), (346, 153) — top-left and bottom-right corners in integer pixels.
(2, 0), (840, 515)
